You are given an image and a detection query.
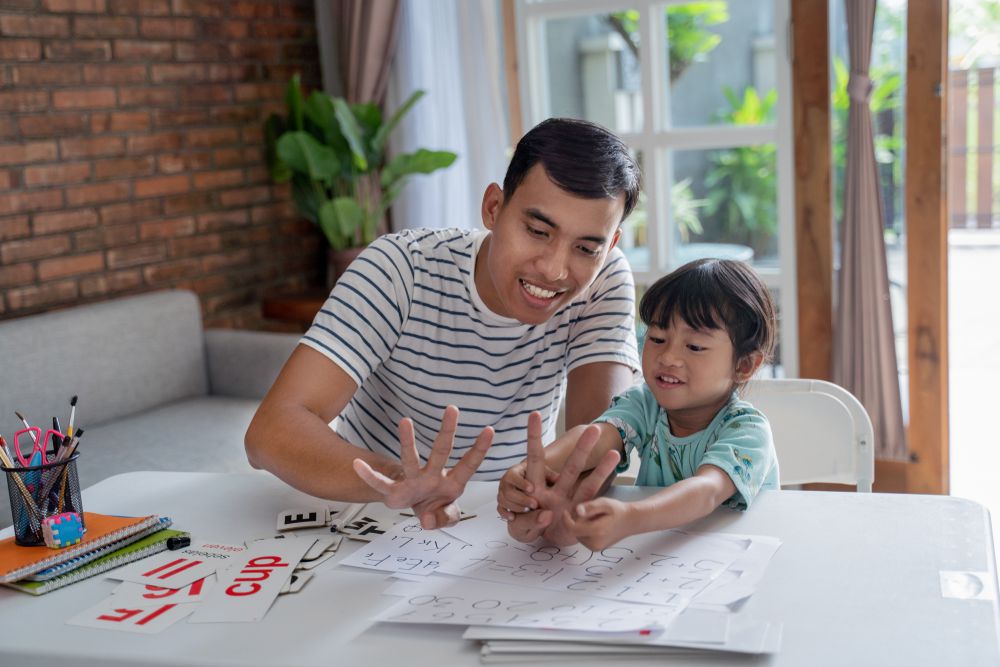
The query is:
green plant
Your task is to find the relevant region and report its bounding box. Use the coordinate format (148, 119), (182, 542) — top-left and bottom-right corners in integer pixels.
(265, 75), (457, 250)
(703, 86), (778, 247)
(622, 179), (705, 248)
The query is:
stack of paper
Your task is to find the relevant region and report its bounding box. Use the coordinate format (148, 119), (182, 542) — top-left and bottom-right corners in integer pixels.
(337, 504), (783, 657)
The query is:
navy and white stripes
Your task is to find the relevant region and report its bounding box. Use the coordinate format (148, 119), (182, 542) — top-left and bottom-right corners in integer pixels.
(301, 228), (640, 480)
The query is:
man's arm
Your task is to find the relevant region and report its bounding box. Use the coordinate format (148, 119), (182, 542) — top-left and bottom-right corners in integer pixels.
(564, 361), (635, 428)
(245, 344), (403, 502)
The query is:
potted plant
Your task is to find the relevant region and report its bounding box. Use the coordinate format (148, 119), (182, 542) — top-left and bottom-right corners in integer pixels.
(265, 74), (457, 284)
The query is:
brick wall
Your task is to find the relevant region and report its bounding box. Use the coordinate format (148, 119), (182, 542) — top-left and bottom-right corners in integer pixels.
(0, 0), (324, 328)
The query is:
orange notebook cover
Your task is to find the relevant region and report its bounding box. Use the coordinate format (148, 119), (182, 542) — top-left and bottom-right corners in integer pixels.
(0, 513), (160, 583)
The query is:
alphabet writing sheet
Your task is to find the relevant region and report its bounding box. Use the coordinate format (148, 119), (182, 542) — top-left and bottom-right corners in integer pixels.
(338, 517), (476, 576)
(376, 578), (684, 633)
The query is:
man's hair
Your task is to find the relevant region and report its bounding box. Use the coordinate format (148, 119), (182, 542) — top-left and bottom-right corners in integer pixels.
(502, 118), (642, 221)
(639, 258), (777, 367)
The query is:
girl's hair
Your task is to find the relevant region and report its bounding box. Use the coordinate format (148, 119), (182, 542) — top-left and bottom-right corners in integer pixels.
(639, 258), (777, 368)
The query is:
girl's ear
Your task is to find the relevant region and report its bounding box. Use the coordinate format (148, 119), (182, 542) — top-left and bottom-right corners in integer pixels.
(735, 351), (764, 383)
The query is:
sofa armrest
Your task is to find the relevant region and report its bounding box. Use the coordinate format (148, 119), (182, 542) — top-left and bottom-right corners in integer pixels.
(204, 329), (300, 399)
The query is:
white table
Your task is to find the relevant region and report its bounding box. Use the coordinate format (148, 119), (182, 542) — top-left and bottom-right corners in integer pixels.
(1, 471), (998, 666)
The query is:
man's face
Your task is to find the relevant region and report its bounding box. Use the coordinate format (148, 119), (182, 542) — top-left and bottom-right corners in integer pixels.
(475, 164), (625, 325)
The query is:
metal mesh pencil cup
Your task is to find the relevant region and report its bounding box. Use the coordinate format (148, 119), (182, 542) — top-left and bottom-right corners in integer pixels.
(2, 453), (84, 546)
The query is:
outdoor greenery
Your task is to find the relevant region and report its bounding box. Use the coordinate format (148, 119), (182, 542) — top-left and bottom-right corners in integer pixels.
(265, 75), (456, 250)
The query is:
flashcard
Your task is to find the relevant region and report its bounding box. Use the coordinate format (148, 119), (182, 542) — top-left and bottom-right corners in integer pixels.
(293, 550), (337, 571)
(67, 599), (197, 634)
(302, 535), (340, 561)
(339, 515), (390, 541)
(328, 502), (365, 530)
(110, 541), (247, 590)
(111, 576), (214, 605)
(279, 571), (313, 594)
(188, 537), (316, 623)
(277, 507), (328, 531)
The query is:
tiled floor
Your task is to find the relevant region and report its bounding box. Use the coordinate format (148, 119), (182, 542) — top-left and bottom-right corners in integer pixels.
(947, 230), (1000, 563)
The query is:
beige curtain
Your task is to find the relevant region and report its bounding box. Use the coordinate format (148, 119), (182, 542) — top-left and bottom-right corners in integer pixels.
(334, 0), (401, 104)
(833, 0), (908, 460)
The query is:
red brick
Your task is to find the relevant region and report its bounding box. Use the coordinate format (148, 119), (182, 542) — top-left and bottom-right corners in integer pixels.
(186, 127), (239, 148)
(0, 170), (11, 190)
(44, 39), (110, 61)
(0, 39), (42, 61)
(194, 169), (243, 190)
(171, 0), (226, 17)
(169, 232), (221, 255)
(100, 199), (160, 224)
(202, 248), (253, 272)
(109, 0), (170, 15)
(1, 235), (72, 263)
(0, 141), (58, 166)
(253, 23), (303, 39)
(150, 63), (205, 83)
(251, 201), (296, 224)
(80, 221), (138, 248)
(140, 17), (195, 39)
(197, 209), (248, 231)
(24, 163), (91, 187)
(179, 84), (232, 105)
(33, 208), (99, 233)
(19, 114), (87, 137)
(200, 20), (247, 39)
(162, 191), (212, 215)
(207, 63), (255, 83)
(106, 242), (165, 268)
(0, 190), (63, 215)
(38, 251), (105, 280)
(156, 152), (211, 173)
(174, 42), (226, 61)
(245, 165), (269, 184)
(234, 82), (283, 103)
(278, 2), (313, 20)
(0, 15), (70, 37)
(0, 215), (31, 239)
(213, 147), (256, 167)
(119, 86), (176, 107)
(94, 155), (155, 179)
(79, 269), (142, 297)
(284, 43), (319, 62)
(65, 181), (131, 206)
(108, 111), (151, 132)
(6, 280), (79, 311)
(241, 126), (263, 144)
(143, 257), (201, 283)
(73, 16), (136, 37)
(228, 42), (280, 61)
(83, 63), (147, 84)
(139, 216), (195, 239)
(127, 132), (181, 154)
(12, 64), (82, 85)
(177, 274), (227, 296)
(52, 87), (116, 109)
(112, 39), (171, 60)
(230, 1), (275, 19)
(135, 174), (189, 198)
(60, 136), (125, 159)
(0, 90), (49, 112)
(43, 0), (107, 12)
(153, 108), (208, 127)
(0, 263), (35, 288)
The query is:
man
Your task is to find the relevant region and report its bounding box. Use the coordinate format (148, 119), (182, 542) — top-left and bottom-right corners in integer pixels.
(245, 118), (641, 529)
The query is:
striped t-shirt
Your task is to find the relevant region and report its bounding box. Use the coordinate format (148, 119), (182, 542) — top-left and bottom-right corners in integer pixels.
(302, 228), (640, 479)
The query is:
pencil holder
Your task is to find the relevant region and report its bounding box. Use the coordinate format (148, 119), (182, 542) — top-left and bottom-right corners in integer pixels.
(2, 454), (84, 546)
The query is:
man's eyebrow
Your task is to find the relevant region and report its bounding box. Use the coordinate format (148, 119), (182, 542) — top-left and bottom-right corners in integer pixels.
(524, 208), (608, 245)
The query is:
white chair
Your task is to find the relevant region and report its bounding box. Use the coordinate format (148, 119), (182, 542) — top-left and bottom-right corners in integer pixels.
(742, 378), (875, 492)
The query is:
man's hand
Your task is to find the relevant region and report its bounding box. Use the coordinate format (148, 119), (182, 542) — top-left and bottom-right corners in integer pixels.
(504, 412), (619, 545)
(561, 497), (635, 551)
(353, 405), (493, 529)
(497, 461), (559, 522)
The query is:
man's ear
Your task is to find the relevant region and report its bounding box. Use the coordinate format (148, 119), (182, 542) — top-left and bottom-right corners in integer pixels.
(481, 183), (503, 230)
(735, 351), (764, 382)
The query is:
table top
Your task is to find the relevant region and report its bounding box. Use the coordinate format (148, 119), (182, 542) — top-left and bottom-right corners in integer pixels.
(1, 471), (998, 666)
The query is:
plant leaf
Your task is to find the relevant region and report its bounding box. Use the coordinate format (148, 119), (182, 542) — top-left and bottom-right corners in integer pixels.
(332, 98), (369, 171)
(381, 149), (457, 189)
(286, 73), (304, 131)
(331, 196), (364, 240)
(372, 90), (425, 157)
(318, 200), (347, 249)
(276, 131), (339, 181)
(264, 114), (292, 182)
(291, 174), (324, 225)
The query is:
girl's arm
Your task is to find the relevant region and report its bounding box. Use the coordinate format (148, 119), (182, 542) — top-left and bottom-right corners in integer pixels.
(563, 464), (736, 551)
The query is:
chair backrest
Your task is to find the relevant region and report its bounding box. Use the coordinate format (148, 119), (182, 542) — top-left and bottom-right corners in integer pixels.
(742, 378), (875, 492)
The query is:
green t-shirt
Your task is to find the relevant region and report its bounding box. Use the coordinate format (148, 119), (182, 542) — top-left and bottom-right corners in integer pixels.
(595, 384), (779, 509)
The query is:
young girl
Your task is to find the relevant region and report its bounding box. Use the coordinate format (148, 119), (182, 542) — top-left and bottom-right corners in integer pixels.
(497, 258), (779, 550)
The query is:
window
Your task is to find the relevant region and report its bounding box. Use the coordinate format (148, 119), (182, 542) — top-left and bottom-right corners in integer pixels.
(514, 0), (796, 375)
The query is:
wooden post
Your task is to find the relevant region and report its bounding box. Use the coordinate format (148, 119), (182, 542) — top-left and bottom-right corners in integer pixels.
(502, 0), (524, 143)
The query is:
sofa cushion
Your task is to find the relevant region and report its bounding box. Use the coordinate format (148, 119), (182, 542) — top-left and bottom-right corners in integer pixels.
(1, 396), (258, 529)
(0, 290), (209, 440)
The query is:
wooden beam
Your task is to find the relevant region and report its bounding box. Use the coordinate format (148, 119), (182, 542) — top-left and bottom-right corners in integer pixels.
(501, 0), (524, 143)
(791, 0), (833, 381)
(905, 0), (949, 494)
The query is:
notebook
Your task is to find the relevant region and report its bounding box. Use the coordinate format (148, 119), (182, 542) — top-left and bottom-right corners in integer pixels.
(3, 528), (187, 596)
(27, 517), (173, 581)
(0, 513), (163, 583)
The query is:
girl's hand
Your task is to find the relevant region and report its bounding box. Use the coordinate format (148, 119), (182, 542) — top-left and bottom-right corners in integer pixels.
(562, 497), (635, 551)
(497, 462), (559, 522)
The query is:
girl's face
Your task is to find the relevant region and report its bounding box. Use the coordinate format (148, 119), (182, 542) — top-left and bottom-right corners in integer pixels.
(641, 315), (740, 437)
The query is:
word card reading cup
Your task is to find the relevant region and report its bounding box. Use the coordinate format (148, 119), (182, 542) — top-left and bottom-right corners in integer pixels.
(67, 599), (197, 635)
(189, 537), (315, 623)
(110, 542), (246, 590)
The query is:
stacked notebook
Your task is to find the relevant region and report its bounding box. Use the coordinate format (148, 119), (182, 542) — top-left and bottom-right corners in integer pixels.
(0, 513), (184, 595)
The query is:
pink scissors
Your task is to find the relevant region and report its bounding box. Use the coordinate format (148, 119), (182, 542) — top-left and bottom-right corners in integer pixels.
(13, 427), (64, 468)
